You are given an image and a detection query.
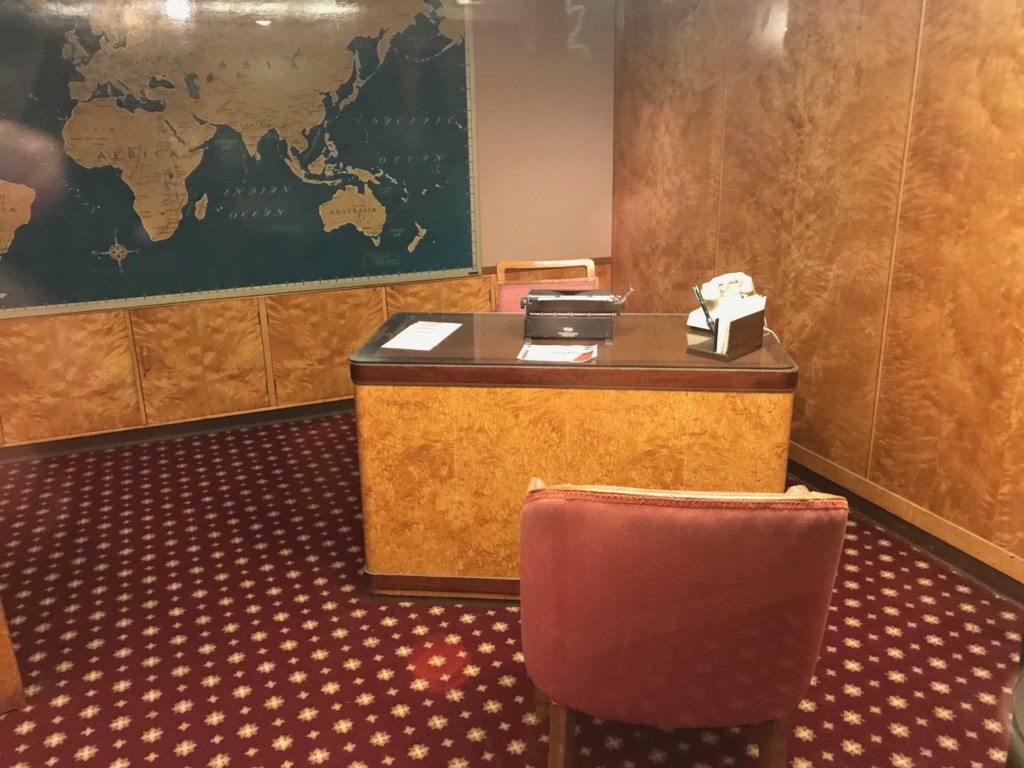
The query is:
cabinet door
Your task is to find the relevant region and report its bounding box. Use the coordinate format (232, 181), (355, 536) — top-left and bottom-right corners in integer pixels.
(130, 298), (269, 424)
(0, 311), (142, 444)
(384, 275), (493, 315)
(265, 287), (385, 405)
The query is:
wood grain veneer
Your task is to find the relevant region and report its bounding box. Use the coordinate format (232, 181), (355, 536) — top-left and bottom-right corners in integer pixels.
(0, 311), (142, 444)
(0, 597), (25, 714)
(611, 0), (728, 312)
(996, 371), (1024, 558)
(130, 299), (270, 424)
(717, 0), (921, 475)
(384, 275), (493, 315)
(264, 287), (386, 405)
(792, 444), (1024, 582)
(355, 384), (793, 583)
(869, 0), (1024, 550)
(612, 0), (1024, 576)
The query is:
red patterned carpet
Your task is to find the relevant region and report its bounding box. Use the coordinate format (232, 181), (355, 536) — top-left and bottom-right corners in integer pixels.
(0, 413), (1020, 768)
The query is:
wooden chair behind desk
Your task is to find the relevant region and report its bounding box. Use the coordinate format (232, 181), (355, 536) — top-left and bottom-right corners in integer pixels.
(495, 259), (599, 312)
(0, 597), (26, 714)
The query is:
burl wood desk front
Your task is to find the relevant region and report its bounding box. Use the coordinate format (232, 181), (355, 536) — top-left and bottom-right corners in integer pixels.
(350, 312), (798, 598)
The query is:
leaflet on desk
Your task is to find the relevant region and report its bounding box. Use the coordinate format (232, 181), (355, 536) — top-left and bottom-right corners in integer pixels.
(381, 321), (461, 351)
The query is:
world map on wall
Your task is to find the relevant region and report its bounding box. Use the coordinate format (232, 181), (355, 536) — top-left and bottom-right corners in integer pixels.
(0, 0), (477, 316)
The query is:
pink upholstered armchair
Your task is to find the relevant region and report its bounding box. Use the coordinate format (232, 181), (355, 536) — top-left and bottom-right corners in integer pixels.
(495, 259), (598, 313)
(519, 481), (849, 768)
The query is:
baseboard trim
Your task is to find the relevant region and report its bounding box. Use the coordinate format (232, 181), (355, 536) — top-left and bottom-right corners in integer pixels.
(365, 570), (520, 600)
(0, 400), (354, 463)
(789, 443), (1024, 585)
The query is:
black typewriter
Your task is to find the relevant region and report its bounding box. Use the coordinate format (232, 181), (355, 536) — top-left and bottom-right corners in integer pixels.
(521, 289), (631, 341)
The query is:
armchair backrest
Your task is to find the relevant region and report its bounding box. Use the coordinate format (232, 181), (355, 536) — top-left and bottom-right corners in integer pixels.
(495, 259), (598, 312)
(519, 484), (848, 729)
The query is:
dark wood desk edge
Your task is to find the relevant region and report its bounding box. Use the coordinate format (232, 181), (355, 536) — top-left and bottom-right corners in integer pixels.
(351, 362), (798, 391)
(366, 571), (520, 599)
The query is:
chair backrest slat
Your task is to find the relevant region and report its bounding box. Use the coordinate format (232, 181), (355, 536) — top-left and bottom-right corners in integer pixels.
(495, 259), (600, 313)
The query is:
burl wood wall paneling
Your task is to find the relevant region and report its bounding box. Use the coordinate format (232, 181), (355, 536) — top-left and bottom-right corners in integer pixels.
(264, 287), (386, 405)
(130, 298), (270, 424)
(611, 0), (729, 312)
(996, 370), (1024, 557)
(612, 0), (1024, 574)
(0, 311), (143, 444)
(717, 0), (922, 473)
(384, 275), (493, 315)
(870, 0), (1024, 556)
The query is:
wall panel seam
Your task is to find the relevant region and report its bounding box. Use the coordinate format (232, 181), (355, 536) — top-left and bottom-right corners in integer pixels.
(712, 6), (731, 275)
(610, 0), (626, 289)
(866, 0), (929, 478)
(124, 310), (149, 425)
(257, 296), (278, 407)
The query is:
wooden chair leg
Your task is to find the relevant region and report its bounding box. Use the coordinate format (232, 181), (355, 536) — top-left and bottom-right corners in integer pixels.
(0, 601), (26, 715)
(535, 687), (550, 720)
(548, 702), (576, 768)
(756, 716), (788, 768)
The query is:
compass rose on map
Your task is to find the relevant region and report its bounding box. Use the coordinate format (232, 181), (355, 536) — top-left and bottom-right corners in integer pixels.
(93, 232), (138, 271)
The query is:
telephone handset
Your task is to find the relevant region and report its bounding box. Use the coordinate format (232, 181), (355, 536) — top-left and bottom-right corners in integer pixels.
(687, 272), (757, 330)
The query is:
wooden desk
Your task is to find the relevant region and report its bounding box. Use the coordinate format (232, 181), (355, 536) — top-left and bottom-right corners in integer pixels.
(351, 312), (798, 598)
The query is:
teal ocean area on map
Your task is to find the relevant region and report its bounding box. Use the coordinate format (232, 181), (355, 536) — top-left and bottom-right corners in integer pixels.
(0, 1), (476, 314)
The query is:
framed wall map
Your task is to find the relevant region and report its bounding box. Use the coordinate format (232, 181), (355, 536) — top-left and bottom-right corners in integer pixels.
(0, 0), (479, 317)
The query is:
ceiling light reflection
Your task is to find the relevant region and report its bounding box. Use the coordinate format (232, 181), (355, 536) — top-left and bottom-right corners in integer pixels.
(163, 0), (190, 21)
(34, 0), (364, 20)
(751, 0), (789, 55)
(199, 1), (362, 18)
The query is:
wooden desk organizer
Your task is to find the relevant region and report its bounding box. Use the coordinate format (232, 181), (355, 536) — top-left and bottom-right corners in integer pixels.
(688, 310), (765, 362)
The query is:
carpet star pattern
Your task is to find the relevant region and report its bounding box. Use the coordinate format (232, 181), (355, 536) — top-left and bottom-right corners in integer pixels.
(0, 413), (1020, 767)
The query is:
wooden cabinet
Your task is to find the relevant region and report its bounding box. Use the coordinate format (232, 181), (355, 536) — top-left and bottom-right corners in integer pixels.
(0, 311), (142, 444)
(264, 287), (386, 405)
(130, 298), (269, 424)
(384, 275), (493, 314)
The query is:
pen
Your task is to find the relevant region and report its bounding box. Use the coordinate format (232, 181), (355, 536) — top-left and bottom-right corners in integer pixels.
(693, 283), (717, 337)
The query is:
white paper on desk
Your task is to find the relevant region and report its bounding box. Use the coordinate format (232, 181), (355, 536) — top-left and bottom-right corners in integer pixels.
(517, 343), (598, 363)
(381, 321), (461, 351)
(715, 294), (766, 354)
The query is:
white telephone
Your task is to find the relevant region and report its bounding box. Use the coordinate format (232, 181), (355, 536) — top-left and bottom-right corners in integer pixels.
(687, 272), (757, 330)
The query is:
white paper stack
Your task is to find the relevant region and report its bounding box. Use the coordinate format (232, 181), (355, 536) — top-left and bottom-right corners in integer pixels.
(381, 321), (461, 351)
